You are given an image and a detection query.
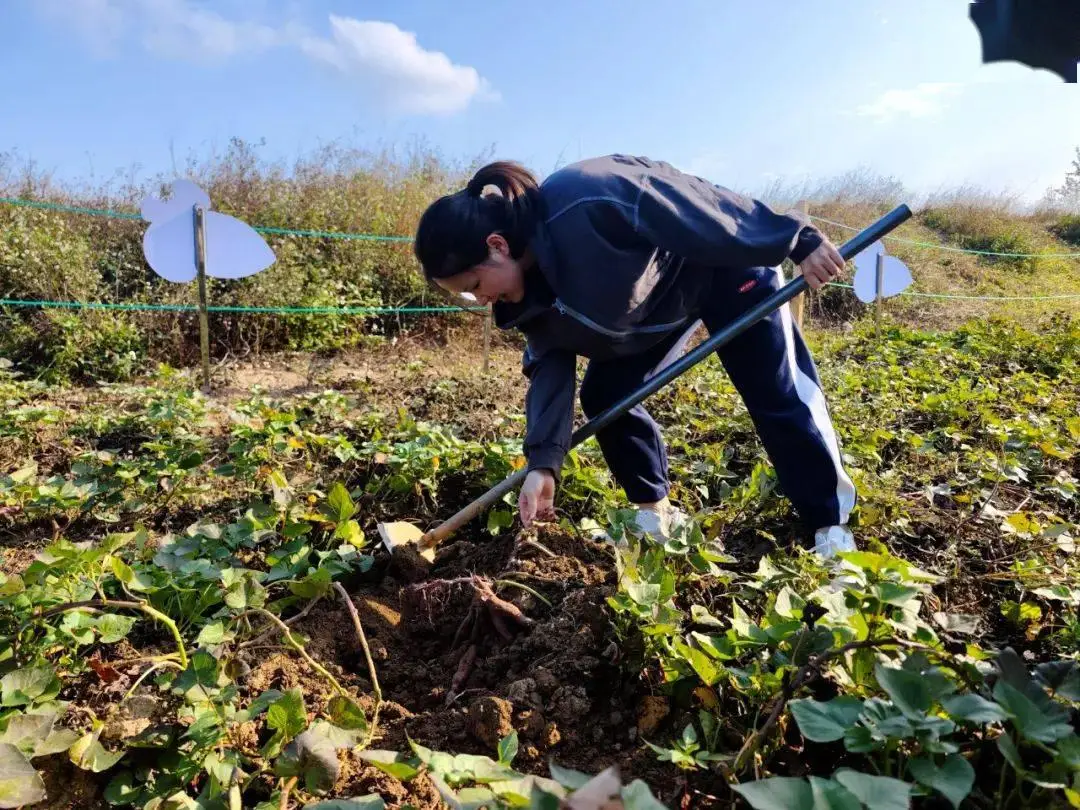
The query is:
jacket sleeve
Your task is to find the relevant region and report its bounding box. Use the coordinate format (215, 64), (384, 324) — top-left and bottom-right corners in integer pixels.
(629, 168), (824, 268)
(520, 341), (576, 480)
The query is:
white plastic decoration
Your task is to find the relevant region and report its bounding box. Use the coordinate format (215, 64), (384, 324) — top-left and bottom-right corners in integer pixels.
(852, 239), (913, 304)
(141, 179), (275, 283)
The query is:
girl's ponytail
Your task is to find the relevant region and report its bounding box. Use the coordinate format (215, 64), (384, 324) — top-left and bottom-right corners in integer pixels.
(415, 160), (542, 280)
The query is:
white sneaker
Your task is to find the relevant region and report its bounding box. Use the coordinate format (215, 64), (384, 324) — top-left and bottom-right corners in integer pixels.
(813, 525), (856, 559)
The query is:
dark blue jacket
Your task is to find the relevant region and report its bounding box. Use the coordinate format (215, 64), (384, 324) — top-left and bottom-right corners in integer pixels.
(492, 154), (823, 477)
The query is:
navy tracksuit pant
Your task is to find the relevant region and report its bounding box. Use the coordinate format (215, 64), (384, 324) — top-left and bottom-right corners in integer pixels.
(578, 265), (855, 531)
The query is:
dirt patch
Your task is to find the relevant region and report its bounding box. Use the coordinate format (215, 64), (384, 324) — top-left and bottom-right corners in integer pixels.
(34, 754), (109, 809)
(281, 523), (698, 806)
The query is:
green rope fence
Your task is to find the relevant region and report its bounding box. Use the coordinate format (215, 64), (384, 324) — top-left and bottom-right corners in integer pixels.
(0, 299), (486, 315)
(1, 195), (1078, 307)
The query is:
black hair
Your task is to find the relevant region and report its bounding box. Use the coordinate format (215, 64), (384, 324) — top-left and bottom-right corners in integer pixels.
(414, 161), (542, 280)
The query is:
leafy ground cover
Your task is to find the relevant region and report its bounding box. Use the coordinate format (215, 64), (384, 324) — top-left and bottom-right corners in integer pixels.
(0, 314), (1077, 809)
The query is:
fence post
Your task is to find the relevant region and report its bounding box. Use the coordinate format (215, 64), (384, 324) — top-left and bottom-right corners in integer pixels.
(792, 200), (808, 330)
(875, 252), (885, 339)
(193, 205), (211, 390)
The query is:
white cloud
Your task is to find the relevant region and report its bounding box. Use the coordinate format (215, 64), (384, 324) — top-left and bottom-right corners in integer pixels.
(299, 16), (497, 115)
(854, 82), (963, 122)
(136, 0), (279, 62)
(32, 3), (495, 115)
(35, 0), (126, 57)
(33, 0), (278, 62)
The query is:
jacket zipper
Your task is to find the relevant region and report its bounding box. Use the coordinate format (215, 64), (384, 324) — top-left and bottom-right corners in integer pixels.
(553, 299), (688, 339)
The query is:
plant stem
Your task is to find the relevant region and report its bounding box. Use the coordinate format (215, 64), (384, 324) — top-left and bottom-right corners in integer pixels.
(279, 775), (297, 810)
(238, 608), (347, 696)
(28, 598), (188, 668)
(124, 659), (183, 700)
(494, 578), (553, 607)
(332, 582), (381, 747)
(228, 766), (243, 810)
(238, 594), (322, 650)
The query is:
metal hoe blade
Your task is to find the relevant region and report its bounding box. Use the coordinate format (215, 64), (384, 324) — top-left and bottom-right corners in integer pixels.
(377, 520), (436, 561)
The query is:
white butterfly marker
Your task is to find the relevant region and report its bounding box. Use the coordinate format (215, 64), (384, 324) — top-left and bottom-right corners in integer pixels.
(140, 179), (276, 389)
(141, 179), (275, 283)
(852, 239), (913, 304)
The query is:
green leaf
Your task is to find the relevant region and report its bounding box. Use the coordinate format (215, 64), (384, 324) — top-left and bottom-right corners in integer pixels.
(547, 761), (592, 791)
(1000, 600), (1041, 625)
(996, 733), (1024, 772)
(942, 694), (1008, 724)
(874, 665), (931, 719)
(69, 732), (125, 772)
(334, 520), (364, 547)
(789, 697), (865, 743)
(290, 566), (333, 599)
(0, 742), (46, 808)
(0, 575), (24, 597)
(874, 583), (919, 607)
(1, 667), (60, 707)
(731, 777), (814, 810)
(327, 696), (368, 732)
(689, 605), (724, 627)
(498, 731), (519, 765)
(833, 769), (913, 810)
(907, 754), (975, 810)
(486, 509), (513, 536)
(94, 614), (136, 644)
(109, 557), (151, 591)
(356, 750), (420, 782)
(276, 730), (339, 795)
(177, 451), (203, 470)
(1034, 660), (1080, 701)
(0, 711), (78, 758)
(993, 681), (1075, 742)
(103, 771), (141, 805)
(843, 724), (879, 754)
(674, 641), (720, 686)
(235, 689), (284, 723)
(266, 689), (307, 743)
(621, 779), (668, 810)
(308, 720), (364, 749)
(172, 651), (220, 694)
(302, 798), (386, 810)
(324, 483), (357, 523)
(625, 582), (660, 607)
(808, 776), (862, 810)
(196, 621), (234, 647)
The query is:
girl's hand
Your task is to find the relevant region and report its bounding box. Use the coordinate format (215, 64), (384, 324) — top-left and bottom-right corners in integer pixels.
(519, 469), (556, 526)
(798, 239), (846, 290)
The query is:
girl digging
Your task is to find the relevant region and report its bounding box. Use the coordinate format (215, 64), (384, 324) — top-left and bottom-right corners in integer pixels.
(413, 154), (855, 558)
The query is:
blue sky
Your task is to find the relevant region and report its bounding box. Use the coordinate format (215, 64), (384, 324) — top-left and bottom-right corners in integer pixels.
(2, 0), (1078, 205)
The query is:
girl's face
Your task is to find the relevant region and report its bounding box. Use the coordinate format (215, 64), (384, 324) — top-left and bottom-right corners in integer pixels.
(435, 234), (526, 306)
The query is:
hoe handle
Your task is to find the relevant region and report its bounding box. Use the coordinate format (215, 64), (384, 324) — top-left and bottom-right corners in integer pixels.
(421, 468), (529, 548)
(422, 204), (913, 549)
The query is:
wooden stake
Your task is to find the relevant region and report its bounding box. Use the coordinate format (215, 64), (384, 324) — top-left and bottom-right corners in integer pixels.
(193, 205), (211, 390)
(875, 251), (885, 339)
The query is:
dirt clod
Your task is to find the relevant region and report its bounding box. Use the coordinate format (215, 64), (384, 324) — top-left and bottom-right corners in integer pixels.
(506, 677), (541, 708)
(467, 695), (514, 748)
(636, 695), (670, 737)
